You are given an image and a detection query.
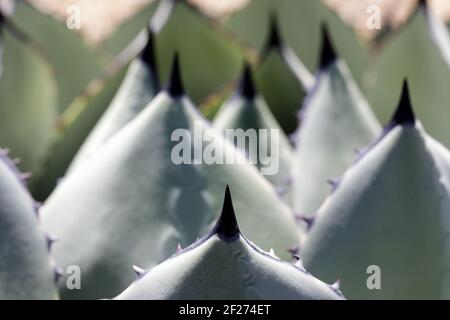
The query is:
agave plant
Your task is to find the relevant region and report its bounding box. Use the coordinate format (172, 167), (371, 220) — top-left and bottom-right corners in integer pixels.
(213, 63), (293, 188)
(115, 187), (343, 300)
(0, 149), (58, 300)
(301, 81), (450, 299)
(42, 55), (300, 299)
(68, 29), (160, 170)
(2, 0), (450, 302)
(290, 25), (380, 218)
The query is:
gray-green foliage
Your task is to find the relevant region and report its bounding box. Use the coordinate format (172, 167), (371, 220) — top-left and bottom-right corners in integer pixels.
(213, 65), (293, 188)
(0, 150), (58, 300)
(68, 30), (160, 171)
(290, 29), (380, 218)
(0, 18), (57, 174)
(42, 58), (300, 299)
(116, 188), (343, 300)
(301, 83), (450, 299)
(367, 4), (450, 149)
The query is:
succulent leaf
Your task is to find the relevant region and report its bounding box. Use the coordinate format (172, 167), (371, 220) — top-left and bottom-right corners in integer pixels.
(68, 29), (160, 171)
(367, 4), (450, 149)
(0, 16), (57, 174)
(11, 1), (102, 112)
(302, 83), (450, 299)
(115, 187), (343, 300)
(290, 27), (381, 219)
(30, 66), (128, 201)
(0, 153), (58, 299)
(255, 15), (313, 133)
(42, 57), (300, 299)
(153, 0), (243, 103)
(213, 63), (294, 187)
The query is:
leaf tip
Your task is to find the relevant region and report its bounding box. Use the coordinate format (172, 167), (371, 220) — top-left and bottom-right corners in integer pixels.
(264, 13), (282, 53)
(140, 29), (160, 91)
(390, 79), (416, 126)
(319, 23), (337, 70)
(238, 63), (256, 100)
(166, 53), (184, 98)
(213, 186), (240, 242)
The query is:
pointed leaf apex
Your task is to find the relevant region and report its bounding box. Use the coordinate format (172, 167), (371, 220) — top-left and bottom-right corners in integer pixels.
(213, 186), (240, 241)
(140, 30), (160, 91)
(319, 23), (337, 69)
(166, 53), (184, 98)
(295, 214), (315, 230)
(264, 13), (282, 52)
(54, 268), (64, 283)
(390, 80), (416, 126)
(238, 63), (256, 99)
(46, 234), (58, 250)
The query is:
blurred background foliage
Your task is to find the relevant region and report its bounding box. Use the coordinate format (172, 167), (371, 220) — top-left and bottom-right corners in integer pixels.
(0, 0), (450, 201)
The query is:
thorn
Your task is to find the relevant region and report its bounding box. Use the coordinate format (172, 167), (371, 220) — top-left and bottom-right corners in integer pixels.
(45, 235), (58, 250)
(263, 13), (282, 53)
(54, 268), (64, 283)
(275, 186), (287, 197)
(34, 202), (41, 217)
(132, 265), (146, 277)
(287, 245), (300, 257)
(326, 178), (338, 187)
(295, 214), (315, 230)
(140, 29), (160, 92)
(166, 52), (184, 98)
(238, 63), (256, 100)
(331, 278), (341, 291)
(176, 243), (182, 253)
(326, 178), (340, 192)
(389, 79), (416, 126)
(293, 255), (306, 271)
(33, 201), (42, 210)
(319, 23), (337, 70)
(283, 176), (293, 186)
(213, 186), (240, 242)
(269, 248), (279, 259)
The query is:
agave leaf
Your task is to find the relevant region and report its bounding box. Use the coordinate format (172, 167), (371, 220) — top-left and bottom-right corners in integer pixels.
(213, 64), (293, 188)
(30, 66), (128, 201)
(302, 82), (450, 299)
(101, 3), (158, 56)
(68, 30), (160, 172)
(367, 4), (450, 148)
(42, 57), (300, 299)
(255, 16), (313, 133)
(425, 1), (450, 70)
(290, 27), (380, 218)
(115, 187), (343, 300)
(154, 0), (243, 103)
(0, 151), (58, 300)
(11, 1), (103, 112)
(225, 0), (369, 84)
(0, 19), (57, 173)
